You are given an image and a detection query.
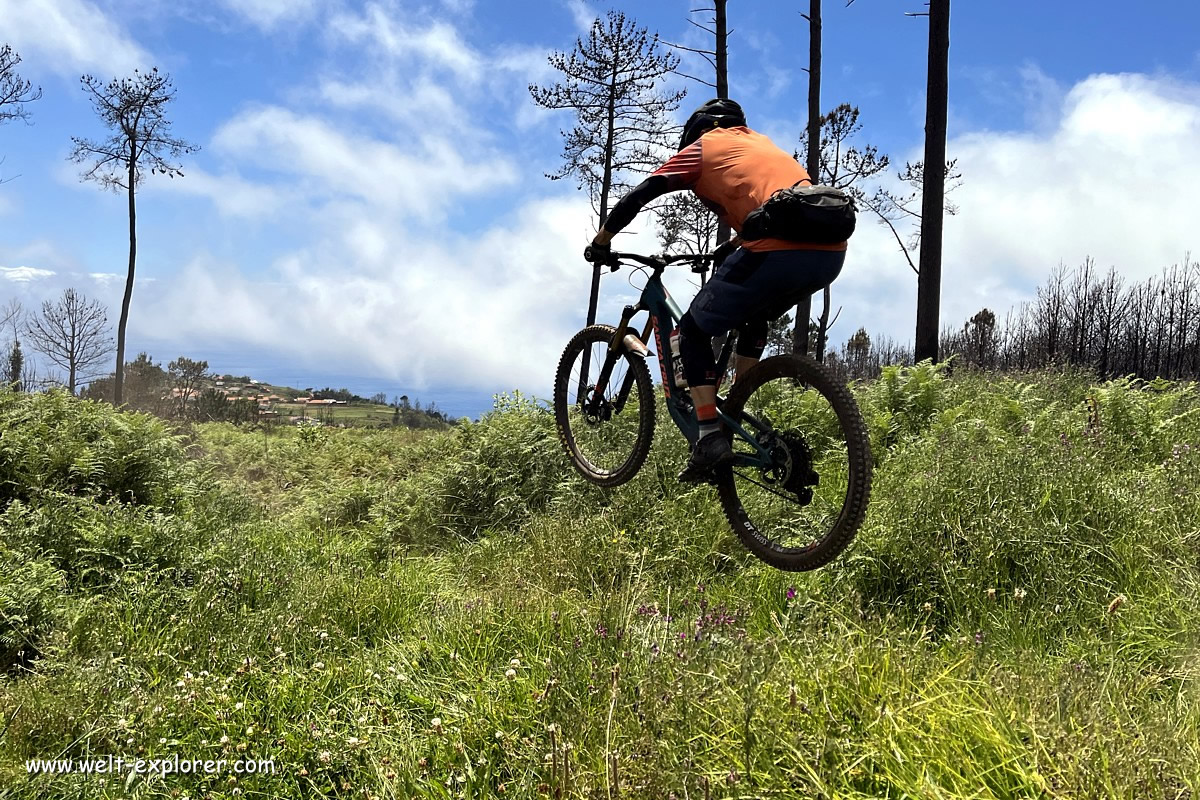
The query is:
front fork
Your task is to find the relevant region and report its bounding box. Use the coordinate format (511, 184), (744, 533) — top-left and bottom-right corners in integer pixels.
(582, 309), (775, 469)
(584, 305), (651, 417)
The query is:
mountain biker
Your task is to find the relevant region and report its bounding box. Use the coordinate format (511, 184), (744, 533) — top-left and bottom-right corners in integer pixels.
(584, 98), (847, 483)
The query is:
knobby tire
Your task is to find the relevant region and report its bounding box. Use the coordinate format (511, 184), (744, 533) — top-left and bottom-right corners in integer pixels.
(554, 325), (656, 487)
(715, 354), (872, 571)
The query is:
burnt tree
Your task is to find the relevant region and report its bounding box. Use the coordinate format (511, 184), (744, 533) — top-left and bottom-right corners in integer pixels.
(69, 68), (198, 405)
(913, 0), (951, 362)
(24, 288), (113, 395)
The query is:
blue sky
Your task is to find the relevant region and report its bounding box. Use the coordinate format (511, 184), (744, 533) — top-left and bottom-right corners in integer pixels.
(2, 0), (1199, 418)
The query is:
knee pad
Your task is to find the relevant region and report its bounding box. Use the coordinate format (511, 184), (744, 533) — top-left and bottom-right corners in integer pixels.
(678, 312), (718, 387)
(735, 319), (769, 359)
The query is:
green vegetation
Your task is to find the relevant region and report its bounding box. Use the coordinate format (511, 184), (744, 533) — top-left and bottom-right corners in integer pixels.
(273, 402), (449, 429)
(2, 368), (1199, 798)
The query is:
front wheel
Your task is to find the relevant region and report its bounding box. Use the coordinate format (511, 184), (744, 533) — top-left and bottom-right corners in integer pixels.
(715, 354), (872, 571)
(554, 324), (656, 487)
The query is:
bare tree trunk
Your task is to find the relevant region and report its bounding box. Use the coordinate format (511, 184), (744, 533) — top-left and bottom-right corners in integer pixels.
(68, 334), (77, 394)
(804, 0), (821, 194)
(578, 64), (620, 399)
(115, 155), (137, 405)
(713, 0), (730, 246)
(590, 62), (619, 328)
(715, 0), (728, 97)
(914, 0), (949, 363)
(711, 0), (733, 360)
(816, 285), (831, 359)
(793, 0), (821, 356)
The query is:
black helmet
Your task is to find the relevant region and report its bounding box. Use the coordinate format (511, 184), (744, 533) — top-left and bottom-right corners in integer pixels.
(679, 98), (746, 150)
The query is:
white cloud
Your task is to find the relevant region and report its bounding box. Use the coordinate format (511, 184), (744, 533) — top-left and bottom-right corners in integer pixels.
(1, 266), (56, 282)
(216, 0), (318, 30)
(121, 193), (655, 393)
(1015, 63), (1066, 131)
(0, 239), (85, 275)
(210, 106), (517, 221)
(311, 2), (558, 146)
(825, 71), (1200, 347)
(939, 73), (1200, 319)
(328, 4), (484, 82)
(564, 0), (595, 34)
(316, 76), (464, 130)
(151, 167), (286, 219)
(0, 0), (151, 77)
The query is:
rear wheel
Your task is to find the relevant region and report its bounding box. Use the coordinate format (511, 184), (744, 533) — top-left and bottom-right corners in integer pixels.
(715, 354), (872, 571)
(554, 325), (656, 487)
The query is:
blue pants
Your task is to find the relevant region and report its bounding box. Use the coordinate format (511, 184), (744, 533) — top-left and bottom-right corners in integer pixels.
(679, 247), (845, 386)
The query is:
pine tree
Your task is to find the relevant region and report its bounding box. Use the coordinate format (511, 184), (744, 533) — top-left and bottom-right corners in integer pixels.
(6, 339), (22, 389)
(531, 10), (684, 328)
(70, 68), (198, 404)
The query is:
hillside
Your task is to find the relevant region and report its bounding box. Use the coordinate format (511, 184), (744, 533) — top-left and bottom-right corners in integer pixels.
(1, 367), (1199, 798)
(81, 359), (452, 429)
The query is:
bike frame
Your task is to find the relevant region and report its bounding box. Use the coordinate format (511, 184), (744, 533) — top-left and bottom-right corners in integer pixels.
(584, 255), (775, 469)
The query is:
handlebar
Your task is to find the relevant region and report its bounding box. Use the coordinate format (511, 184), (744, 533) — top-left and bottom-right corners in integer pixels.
(607, 251), (714, 273)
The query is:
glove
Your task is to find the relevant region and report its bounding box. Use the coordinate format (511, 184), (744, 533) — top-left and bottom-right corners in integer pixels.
(713, 238), (739, 268)
(584, 241), (615, 266)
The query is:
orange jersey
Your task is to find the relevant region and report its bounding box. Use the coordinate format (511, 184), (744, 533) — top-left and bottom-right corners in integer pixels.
(651, 127), (847, 253)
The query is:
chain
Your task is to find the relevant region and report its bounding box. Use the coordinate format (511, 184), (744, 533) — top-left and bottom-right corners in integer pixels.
(730, 469), (805, 506)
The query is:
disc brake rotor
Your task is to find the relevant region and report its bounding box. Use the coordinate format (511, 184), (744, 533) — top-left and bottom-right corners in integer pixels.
(755, 429), (818, 505)
(581, 386), (614, 424)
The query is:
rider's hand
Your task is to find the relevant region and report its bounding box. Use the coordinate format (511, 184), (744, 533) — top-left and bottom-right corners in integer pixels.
(713, 238), (740, 267)
(584, 241), (615, 266)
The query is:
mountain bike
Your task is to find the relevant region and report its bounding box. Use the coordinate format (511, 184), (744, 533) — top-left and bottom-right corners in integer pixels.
(553, 250), (872, 572)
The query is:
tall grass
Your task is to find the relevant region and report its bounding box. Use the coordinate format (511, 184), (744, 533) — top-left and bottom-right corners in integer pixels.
(1, 373), (1198, 799)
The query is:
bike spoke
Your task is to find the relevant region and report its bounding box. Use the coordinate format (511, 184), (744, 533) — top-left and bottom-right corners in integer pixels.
(726, 371), (853, 552)
(562, 340), (646, 475)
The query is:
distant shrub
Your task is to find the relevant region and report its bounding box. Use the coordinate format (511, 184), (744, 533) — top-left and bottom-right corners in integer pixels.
(859, 360), (951, 454)
(368, 393), (568, 547)
(0, 493), (207, 590)
(0, 388), (189, 510)
(0, 540), (64, 672)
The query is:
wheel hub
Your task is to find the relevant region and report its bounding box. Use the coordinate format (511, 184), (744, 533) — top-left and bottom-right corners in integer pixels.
(581, 386), (614, 424)
(756, 430), (819, 505)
